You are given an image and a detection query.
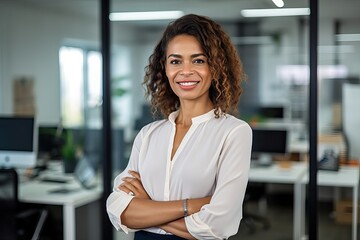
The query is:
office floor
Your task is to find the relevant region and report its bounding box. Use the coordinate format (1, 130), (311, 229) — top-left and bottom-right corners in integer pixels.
(230, 193), (355, 240)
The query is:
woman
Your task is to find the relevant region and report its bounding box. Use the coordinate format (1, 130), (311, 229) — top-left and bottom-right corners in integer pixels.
(107, 14), (252, 240)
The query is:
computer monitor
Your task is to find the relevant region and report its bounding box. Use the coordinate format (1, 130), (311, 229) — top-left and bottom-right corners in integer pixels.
(0, 116), (37, 169)
(38, 125), (64, 160)
(259, 106), (284, 119)
(251, 128), (288, 165)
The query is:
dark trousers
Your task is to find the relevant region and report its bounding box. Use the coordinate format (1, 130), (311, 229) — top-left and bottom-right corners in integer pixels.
(134, 230), (187, 240)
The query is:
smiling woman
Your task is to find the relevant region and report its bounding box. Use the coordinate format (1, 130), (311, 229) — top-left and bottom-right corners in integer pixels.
(106, 14), (252, 240)
(165, 35), (213, 108)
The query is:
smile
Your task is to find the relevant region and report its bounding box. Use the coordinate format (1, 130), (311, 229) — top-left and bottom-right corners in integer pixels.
(177, 81), (199, 86)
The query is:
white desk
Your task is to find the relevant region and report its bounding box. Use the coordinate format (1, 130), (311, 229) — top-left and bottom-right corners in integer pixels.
(19, 175), (102, 240)
(249, 161), (308, 240)
(301, 166), (359, 240)
(289, 140), (308, 153)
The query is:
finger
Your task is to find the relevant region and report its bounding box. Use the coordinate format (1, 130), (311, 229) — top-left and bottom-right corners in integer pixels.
(122, 177), (142, 189)
(128, 170), (141, 180)
(118, 183), (136, 196)
(120, 180), (137, 190)
(118, 184), (129, 192)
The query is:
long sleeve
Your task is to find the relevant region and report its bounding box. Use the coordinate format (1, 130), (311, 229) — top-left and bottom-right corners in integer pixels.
(106, 129), (143, 233)
(106, 120), (165, 233)
(106, 190), (135, 232)
(185, 123), (252, 239)
(106, 110), (252, 239)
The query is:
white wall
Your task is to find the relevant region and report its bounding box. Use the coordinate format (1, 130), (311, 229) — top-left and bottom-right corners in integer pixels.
(343, 84), (360, 160)
(317, 18), (360, 133)
(0, 1), (99, 124)
(0, 1), (11, 114)
(0, 1), (156, 130)
(260, 18), (300, 106)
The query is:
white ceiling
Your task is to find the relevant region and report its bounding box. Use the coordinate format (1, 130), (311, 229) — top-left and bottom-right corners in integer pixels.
(13, 0), (360, 25)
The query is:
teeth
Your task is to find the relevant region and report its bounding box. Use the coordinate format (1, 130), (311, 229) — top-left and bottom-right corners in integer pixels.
(178, 82), (198, 86)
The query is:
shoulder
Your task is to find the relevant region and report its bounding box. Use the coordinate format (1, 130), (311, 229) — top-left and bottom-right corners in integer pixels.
(132, 119), (168, 147)
(138, 119), (168, 137)
(218, 114), (252, 134)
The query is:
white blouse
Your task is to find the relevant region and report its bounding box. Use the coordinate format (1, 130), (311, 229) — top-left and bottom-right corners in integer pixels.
(106, 109), (252, 239)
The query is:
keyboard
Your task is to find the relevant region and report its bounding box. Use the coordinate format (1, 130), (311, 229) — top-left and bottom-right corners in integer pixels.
(40, 177), (69, 184)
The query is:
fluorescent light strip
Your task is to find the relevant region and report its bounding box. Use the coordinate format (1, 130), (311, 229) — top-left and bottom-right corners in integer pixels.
(109, 11), (184, 21)
(272, 0), (284, 8)
(241, 8), (310, 17)
(336, 34), (360, 42)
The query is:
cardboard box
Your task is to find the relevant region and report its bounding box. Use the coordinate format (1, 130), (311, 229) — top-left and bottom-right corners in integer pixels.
(13, 77), (36, 116)
(335, 200), (360, 224)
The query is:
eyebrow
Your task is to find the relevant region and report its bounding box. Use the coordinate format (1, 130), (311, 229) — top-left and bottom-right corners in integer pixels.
(167, 53), (206, 59)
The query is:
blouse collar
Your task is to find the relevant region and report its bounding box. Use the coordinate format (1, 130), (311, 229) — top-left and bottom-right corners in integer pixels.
(168, 109), (216, 125)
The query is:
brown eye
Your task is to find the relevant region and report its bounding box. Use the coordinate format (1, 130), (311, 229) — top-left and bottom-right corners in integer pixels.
(194, 59), (206, 64)
(169, 59), (181, 65)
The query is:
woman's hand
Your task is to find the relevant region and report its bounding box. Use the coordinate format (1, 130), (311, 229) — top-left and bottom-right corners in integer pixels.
(118, 170), (150, 199)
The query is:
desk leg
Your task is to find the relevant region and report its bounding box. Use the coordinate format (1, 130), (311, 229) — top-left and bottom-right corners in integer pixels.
(294, 182), (303, 240)
(352, 185), (358, 240)
(64, 204), (76, 240)
(299, 183), (306, 240)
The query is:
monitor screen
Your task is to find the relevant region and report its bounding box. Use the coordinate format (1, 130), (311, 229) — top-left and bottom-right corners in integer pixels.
(259, 106), (284, 119)
(38, 125), (65, 160)
(0, 116), (37, 169)
(252, 128), (287, 155)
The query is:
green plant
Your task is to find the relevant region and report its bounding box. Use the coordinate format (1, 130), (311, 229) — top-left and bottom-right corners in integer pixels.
(112, 75), (129, 97)
(61, 131), (77, 161)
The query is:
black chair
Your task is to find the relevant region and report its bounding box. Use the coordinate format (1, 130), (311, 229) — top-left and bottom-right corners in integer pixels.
(242, 182), (270, 234)
(0, 168), (48, 240)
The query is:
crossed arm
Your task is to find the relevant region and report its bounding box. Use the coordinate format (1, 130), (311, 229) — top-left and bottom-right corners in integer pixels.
(118, 170), (211, 239)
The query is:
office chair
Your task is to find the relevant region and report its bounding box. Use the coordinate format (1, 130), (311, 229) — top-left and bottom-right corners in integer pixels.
(0, 168), (48, 240)
(242, 182), (270, 234)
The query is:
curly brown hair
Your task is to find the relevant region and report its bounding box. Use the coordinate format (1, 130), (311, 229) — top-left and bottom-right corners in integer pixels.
(143, 14), (246, 118)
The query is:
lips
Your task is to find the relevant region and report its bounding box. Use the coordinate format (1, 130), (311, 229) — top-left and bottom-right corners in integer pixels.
(177, 81), (199, 86)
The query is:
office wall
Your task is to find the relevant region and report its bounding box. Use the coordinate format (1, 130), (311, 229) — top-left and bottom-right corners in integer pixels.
(1, 1), (359, 130)
(343, 84), (360, 160)
(318, 18), (360, 133)
(0, 1), (155, 130)
(0, 2), (100, 123)
(0, 1), (10, 114)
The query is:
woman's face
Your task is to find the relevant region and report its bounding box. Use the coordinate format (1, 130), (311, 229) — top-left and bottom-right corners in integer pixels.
(165, 34), (212, 105)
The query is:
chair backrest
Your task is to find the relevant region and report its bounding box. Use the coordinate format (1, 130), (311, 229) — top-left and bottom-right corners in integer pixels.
(0, 168), (48, 240)
(0, 168), (18, 212)
(0, 168), (18, 240)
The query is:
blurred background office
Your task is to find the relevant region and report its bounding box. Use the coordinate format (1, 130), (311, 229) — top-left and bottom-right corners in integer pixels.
(0, 0), (359, 239)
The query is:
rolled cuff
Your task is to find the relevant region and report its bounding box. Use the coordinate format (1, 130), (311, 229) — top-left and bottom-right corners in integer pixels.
(106, 190), (135, 233)
(185, 213), (221, 240)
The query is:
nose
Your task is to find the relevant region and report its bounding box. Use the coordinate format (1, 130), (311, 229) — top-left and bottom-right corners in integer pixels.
(180, 62), (194, 76)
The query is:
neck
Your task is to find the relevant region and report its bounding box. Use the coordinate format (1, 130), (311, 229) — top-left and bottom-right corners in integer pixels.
(176, 100), (213, 126)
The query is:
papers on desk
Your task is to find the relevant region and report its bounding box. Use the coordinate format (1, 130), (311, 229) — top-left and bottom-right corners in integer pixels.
(48, 187), (81, 194)
(38, 172), (74, 183)
(251, 160), (294, 171)
(40, 177), (69, 184)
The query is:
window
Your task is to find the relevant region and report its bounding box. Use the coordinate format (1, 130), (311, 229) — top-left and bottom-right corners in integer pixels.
(59, 46), (102, 128)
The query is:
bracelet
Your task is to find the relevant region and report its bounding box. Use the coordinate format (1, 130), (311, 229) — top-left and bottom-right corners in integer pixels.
(183, 198), (189, 217)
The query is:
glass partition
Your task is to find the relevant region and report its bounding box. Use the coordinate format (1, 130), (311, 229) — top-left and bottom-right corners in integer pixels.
(317, 0), (360, 239)
(0, 1), (101, 239)
(109, 1), (310, 239)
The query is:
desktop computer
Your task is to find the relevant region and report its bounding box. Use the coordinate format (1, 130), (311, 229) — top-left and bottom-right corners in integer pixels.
(0, 116), (37, 169)
(251, 128), (288, 166)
